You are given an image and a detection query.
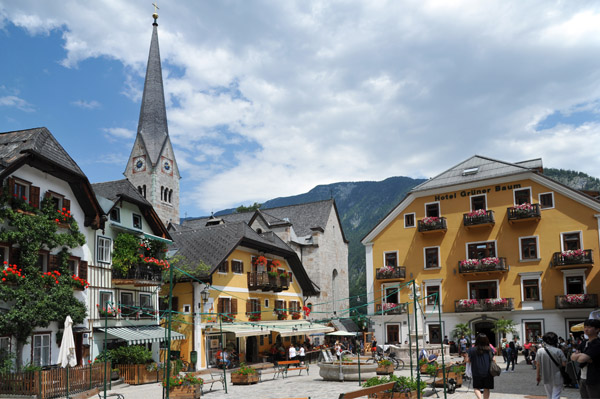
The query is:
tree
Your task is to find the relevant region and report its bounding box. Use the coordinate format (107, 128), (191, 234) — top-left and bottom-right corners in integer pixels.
(451, 323), (472, 341)
(235, 202), (261, 213)
(493, 319), (517, 338)
(0, 197), (87, 370)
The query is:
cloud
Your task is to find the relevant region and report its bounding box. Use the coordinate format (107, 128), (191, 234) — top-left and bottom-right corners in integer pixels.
(71, 99), (100, 109)
(102, 127), (135, 140)
(0, 95), (34, 112)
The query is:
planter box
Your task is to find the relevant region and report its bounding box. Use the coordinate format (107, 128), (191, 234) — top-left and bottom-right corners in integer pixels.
(368, 391), (418, 399)
(376, 364), (394, 375)
(166, 385), (202, 398)
(434, 371), (462, 386)
(111, 370), (120, 381)
(231, 373), (259, 385)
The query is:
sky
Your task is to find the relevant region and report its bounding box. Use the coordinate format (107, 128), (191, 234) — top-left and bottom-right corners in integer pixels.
(2, 1), (600, 218)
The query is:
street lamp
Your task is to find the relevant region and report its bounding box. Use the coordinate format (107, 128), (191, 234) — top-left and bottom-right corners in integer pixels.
(200, 286), (210, 302)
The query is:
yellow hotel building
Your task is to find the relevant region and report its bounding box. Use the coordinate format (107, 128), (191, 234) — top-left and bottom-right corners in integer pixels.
(166, 220), (329, 370)
(362, 156), (600, 346)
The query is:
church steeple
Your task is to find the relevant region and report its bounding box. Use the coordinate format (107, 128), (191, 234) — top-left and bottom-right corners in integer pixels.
(125, 12), (180, 227)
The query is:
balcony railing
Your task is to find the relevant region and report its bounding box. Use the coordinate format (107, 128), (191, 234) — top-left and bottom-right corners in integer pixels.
(458, 257), (509, 274)
(463, 210), (495, 227)
(552, 250), (594, 268)
(376, 266), (406, 280)
(376, 303), (408, 315)
(507, 203), (541, 222)
(556, 294), (598, 309)
(454, 298), (514, 313)
(112, 263), (162, 286)
(247, 272), (288, 292)
(118, 304), (158, 319)
(417, 217), (447, 233)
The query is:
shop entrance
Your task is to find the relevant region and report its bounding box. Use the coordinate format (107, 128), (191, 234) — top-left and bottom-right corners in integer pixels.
(473, 321), (496, 347)
(246, 336), (258, 363)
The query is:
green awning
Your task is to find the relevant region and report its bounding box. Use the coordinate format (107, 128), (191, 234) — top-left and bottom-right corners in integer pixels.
(97, 325), (185, 345)
(143, 232), (172, 244)
(261, 321), (334, 337)
(205, 324), (268, 337)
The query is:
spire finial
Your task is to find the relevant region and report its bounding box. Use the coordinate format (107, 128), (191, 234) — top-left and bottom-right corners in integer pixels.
(152, 2), (159, 24)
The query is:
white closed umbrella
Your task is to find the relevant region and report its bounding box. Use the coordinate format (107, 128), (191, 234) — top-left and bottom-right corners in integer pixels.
(326, 331), (356, 336)
(58, 315), (77, 367)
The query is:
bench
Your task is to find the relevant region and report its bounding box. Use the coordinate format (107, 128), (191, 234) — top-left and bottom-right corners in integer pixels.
(276, 360), (309, 378)
(338, 381), (396, 399)
(192, 368), (226, 394)
(251, 362), (280, 381)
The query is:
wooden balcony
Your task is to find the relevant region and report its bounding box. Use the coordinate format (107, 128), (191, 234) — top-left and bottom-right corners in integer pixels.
(455, 298), (514, 313)
(112, 264), (162, 286)
(247, 271), (288, 292)
(556, 294), (598, 309)
(463, 210), (495, 228)
(507, 203), (541, 223)
(552, 250), (594, 269)
(376, 303), (408, 315)
(417, 217), (447, 234)
(458, 257), (509, 275)
(376, 266), (406, 281)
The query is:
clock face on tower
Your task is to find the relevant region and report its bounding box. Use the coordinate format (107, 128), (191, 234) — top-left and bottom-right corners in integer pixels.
(162, 157), (173, 175)
(133, 156), (146, 173)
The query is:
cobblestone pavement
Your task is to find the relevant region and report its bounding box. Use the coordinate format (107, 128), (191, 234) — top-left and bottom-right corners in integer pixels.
(93, 357), (581, 399)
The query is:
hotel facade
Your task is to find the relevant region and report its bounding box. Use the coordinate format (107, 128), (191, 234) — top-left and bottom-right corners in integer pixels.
(362, 156), (600, 346)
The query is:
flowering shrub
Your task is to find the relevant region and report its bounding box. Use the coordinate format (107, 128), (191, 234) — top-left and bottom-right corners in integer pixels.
(481, 257), (500, 266)
(458, 299), (479, 307)
(421, 216), (440, 226)
(97, 304), (120, 317)
(232, 362), (257, 376)
(564, 294), (589, 304)
(561, 249), (585, 259)
(254, 256), (268, 267)
(221, 313), (235, 322)
(303, 305), (311, 317)
(484, 298), (508, 305)
(1, 262), (25, 283)
(276, 310), (287, 320)
(163, 374), (203, 387)
(248, 312), (261, 321)
(460, 259), (480, 268)
(138, 254), (170, 270)
(467, 209), (487, 217)
(378, 265), (395, 277)
(291, 312), (301, 320)
(271, 260), (281, 268)
(382, 302), (398, 311)
(513, 203), (534, 214)
(54, 208), (73, 225)
(71, 275), (90, 289)
(42, 270), (60, 285)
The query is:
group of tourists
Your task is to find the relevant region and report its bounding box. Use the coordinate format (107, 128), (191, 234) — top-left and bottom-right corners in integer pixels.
(463, 318), (600, 399)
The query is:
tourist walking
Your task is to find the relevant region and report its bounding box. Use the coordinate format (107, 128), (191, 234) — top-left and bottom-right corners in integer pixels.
(467, 333), (496, 399)
(289, 344), (297, 361)
(459, 335), (468, 355)
(298, 344), (306, 364)
(505, 341), (516, 372)
(500, 338), (508, 363)
(535, 332), (567, 399)
(571, 318), (600, 399)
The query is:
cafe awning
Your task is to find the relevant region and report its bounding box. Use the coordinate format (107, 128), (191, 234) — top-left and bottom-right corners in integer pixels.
(205, 324), (268, 338)
(97, 325), (185, 345)
(262, 321), (334, 337)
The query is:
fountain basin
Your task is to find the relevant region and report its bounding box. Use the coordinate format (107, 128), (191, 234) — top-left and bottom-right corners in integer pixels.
(318, 362), (378, 381)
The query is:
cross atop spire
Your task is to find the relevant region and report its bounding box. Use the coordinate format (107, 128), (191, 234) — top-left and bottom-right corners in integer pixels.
(152, 2), (159, 24)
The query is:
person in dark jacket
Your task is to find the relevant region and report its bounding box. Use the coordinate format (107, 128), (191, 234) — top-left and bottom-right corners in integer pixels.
(467, 334), (495, 399)
(505, 341), (516, 372)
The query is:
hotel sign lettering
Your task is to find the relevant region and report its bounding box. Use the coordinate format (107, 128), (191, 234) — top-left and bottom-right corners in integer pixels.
(434, 184), (521, 201)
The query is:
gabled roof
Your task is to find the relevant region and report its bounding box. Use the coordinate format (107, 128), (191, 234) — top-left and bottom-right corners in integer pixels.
(92, 179), (170, 239)
(0, 127), (104, 228)
(136, 21), (169, 166)
(412, 155), (542, 192)
(169, 221), (319, 296)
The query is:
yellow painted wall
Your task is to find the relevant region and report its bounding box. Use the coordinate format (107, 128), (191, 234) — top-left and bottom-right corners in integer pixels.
(162, 281), (194, 364)
(372, 178), (600, 312)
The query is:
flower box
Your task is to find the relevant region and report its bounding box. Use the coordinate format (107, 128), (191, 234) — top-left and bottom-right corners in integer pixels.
(231, 372), (259, 385)
(369, 391), (418, 399)
(165, 385), (202, 398)
(376, 364), (394, 375)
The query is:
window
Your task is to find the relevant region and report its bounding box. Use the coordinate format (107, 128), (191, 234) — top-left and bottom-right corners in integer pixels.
(109, 207), (120, 222)
(384, 286), (399, 304)
(425, 202), (440, 217)
(404, 213), (415, 228)
(514, 188), (532, 205)
(218, 261), (228, 274)
(384, 252), (398, 267)
(539, 192), (554, 209)
(566, 276), (585, 295)
(0, 247), (6, 267)
(264, 299), (270, 308)
(248, 299), (261, 313)
(161, 186), (165, 201)
(32, 334), (50, 367)
(519, 237), (538, 260)
(183, 304), (191, 314)
(525, 322), (543, 343)
(68, 257), (79, 277)
(426, 285), (440, 306)
(140, 294), (153, 311)
(467, 241), (496, 259)
(428, 324), (442, 344)
(143, 185), (146, 198)
(523, 279), (540, 301)
(275, 299), (285, 313)
(0, 336), (9, 352)
(48, 192), (64, 211)
(468, 280), (498, 300)
(13, 181), (28, 200)
(471, 195), (486, 211)
(97, 237), (111, 263)
(132, 214), (142, 229)
(289, 301), (301, 313)
(562, 232), (582, 251)
(424, 247), (440, 269)
(231, 260), (243, 274)
(219, 297), (232, 313)
(99, 291), (113, 310)
(120, 292), (134, 308)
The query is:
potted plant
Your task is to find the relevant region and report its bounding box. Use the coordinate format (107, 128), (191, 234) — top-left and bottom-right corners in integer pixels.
(377, 359), (394, 375)
(291, 312), (301, 320)
(562, 249), (585, 261)
(277, 311), (287, 320)
(231, 362), (259, 385)
(418, 358), (428, 373)
(362, 375), (425, 398)
(425, 363), (438, 376)
(111, 368), (120, 381)
(248, 312), (261, 321)
(378, 265), (395, 278)
(163, 374), (203, 398)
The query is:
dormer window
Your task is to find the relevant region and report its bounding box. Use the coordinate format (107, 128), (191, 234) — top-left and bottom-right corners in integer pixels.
(110, 207), (120, 222)
(133, 214), (142, 229)
(462, 167), (479, 176)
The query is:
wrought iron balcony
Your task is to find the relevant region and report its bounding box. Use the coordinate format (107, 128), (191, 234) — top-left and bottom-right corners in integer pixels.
(552, 249), (593, 269)
(417, 217), (447, 233)
(376, 303), (408, 315)
(455, 298), (514, 313)
(247, 271), (288, 292)
(376, 266), (406, 280)
(556, 294), (598, 309)
(463, 210), (495, 227)
(112, 263), (162, 286)
(507, 203), (541, 222)
(458, 257), (508, 274)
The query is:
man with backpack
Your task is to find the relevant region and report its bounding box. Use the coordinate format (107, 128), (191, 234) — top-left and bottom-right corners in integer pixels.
(535, 332), (567, 399)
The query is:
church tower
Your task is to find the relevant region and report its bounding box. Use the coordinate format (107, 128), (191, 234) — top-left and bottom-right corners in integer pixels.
(124, 11), (180, 226)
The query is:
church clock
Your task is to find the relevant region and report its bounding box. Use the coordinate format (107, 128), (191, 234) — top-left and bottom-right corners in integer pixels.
(133, 156), (146, 173)
(162, 158), (173, 175)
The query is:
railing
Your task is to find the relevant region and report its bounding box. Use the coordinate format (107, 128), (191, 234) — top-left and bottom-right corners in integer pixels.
(0, 362), (109, 399)
(418, 217), (447, 233)
(552, 249), (594, 267)
(455, 298), (514, 312)
(507, 203), (541, 221)
(376, 303), (408, 315)
(376, 266), (406, 280)
(112, 263), (162, 284)
(458, 257), (509, 274)
(463, 210), (495, 226)
(114, 363), (174, 385)
(556, 294), (598, 309)
(118, 304), (158, 319)
(247, 271), (288, 292)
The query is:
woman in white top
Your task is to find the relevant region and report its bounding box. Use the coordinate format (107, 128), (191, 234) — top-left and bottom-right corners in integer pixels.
(536, 332), (567, 399)
(299, 345), (306, 364)
(289, 344), (297, 360)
